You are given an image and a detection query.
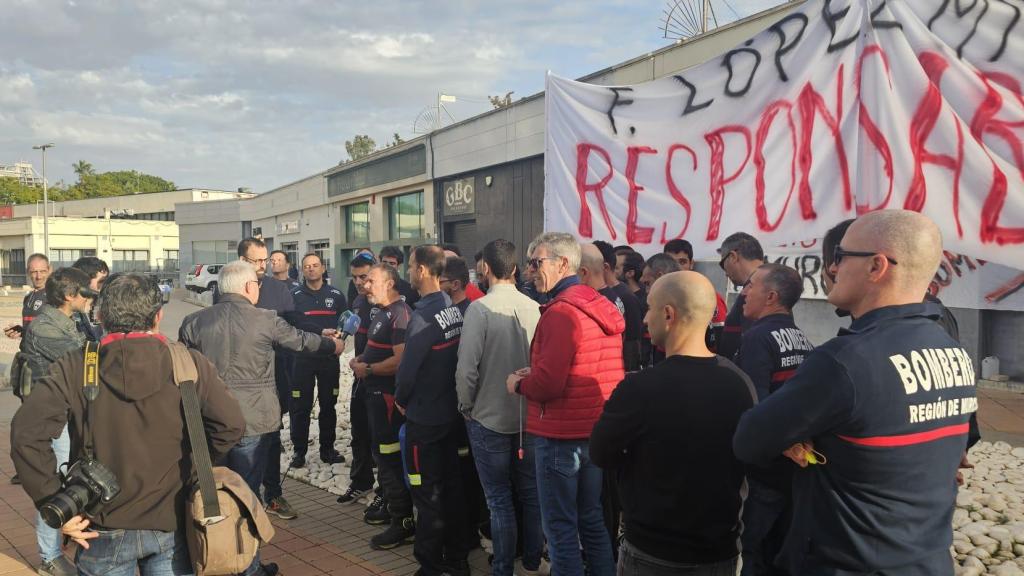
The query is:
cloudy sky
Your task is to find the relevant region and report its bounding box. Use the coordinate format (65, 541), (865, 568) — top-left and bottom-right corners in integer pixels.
(0, 0), (781, 193)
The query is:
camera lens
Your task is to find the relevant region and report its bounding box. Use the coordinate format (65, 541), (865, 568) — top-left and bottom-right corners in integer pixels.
(39, 484), (93, 529)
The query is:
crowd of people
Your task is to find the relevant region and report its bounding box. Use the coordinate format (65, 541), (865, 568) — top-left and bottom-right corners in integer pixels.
(8, 208), (979, 576)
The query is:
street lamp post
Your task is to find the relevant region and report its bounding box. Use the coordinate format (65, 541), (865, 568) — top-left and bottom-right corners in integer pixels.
(32, 143), (54, 257)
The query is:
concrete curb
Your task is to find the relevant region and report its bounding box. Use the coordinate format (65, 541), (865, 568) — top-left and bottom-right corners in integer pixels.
(978, 378), (1024, 394)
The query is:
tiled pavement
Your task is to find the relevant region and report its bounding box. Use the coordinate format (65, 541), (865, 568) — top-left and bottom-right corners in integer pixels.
(0, 393), (491, 576)
(976, 386), (1024, 446)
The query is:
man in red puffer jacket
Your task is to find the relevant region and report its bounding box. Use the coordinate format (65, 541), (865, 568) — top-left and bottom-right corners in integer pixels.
(506, 232), (624, 576)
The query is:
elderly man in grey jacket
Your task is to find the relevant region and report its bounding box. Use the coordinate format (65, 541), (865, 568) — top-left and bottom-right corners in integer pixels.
(455, 239), (545, 576)
(179, 260), (342, 576)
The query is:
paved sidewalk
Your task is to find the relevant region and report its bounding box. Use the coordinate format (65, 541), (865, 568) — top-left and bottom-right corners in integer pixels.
(0, 393), (491, 576)
(977, 386), (1024, 447)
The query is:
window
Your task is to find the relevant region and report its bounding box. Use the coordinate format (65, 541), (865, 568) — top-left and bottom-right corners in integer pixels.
(191, 241), (235, 265)
(280, 242), (298, 270)
(49, 248), (97, 270)
(162, 249), (179, 271)
(345, 203), (370, 243)
(308, 239), (331, 271)
(112, 250), (150, 272)
(1, 249), (26, 286)
(388, 191), (424, 240)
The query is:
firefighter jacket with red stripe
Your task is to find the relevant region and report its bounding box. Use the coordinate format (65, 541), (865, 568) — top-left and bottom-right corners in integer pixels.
(518, 279), (625, 440)
(736, 312), (812, 490)
(286, 281), (346, 360)
(737, 313), (813, 402)
(395, 290), (463, 426)
(21, 288), (45, 327)
(734, 303), (977, 574)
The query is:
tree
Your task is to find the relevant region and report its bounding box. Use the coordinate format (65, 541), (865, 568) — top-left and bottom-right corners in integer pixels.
(385, 132), (406, 148)
(345, 135), (377, 161)
(489, 92), (514, 109)
(72, 160), (95, 182)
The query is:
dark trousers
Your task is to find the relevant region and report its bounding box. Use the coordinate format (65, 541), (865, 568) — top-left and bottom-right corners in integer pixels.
(602, 470), (622, 561)
(349, 378), (376, 491)
(366, 388), (412, 519)
(405, 419), (468, 576)
(263, 352), (292, 501)
(740, 478), (790, 576)
(289, 358), (340, 457)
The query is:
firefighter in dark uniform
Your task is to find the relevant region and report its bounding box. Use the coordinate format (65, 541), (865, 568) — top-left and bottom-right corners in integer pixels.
(287, 253), (347, 467)
(734, 210), (976, 576)
(735, 264), (814, 576)
(351, 264), (416, 550)
(337, 254), (383, 510)
(396, 246), (468, 576)
(5, 253), (50, 484)
(5, 253), (50, 340)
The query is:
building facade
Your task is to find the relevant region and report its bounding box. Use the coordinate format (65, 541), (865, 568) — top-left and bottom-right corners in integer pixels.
(0, 189), (252, 286)
(171, 1), (1024, 378)
(176, 139), (435, 284)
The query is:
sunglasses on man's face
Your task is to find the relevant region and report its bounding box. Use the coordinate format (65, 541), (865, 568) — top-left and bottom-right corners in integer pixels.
(718, 251), (732, 270)
(832, 246), (898, 267)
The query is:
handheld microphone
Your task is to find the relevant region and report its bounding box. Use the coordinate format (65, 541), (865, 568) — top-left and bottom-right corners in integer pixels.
(339, 310), (361, 341)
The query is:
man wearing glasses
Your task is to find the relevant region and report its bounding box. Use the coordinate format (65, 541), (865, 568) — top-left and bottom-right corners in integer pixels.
(180, 261), (344, 576)
(506, 232), (624, 576)
(716, 232), (765, 361)
(734, 210), (977, 575)
(220, 238), (302, 520)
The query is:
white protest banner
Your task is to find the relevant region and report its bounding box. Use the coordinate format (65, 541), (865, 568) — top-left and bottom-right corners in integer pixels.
(735, 240), (1024, 312)
(544, 0), (1024, 274)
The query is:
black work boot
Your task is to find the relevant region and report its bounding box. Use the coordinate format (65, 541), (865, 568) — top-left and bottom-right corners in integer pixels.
(369, 516), (415, 550)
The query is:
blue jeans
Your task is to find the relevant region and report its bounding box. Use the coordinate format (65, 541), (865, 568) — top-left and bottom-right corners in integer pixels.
(37, 424), (70, 563)
(466, 421), (543, 576)
(618, 540), (738, 576)
(534, 436), (614, 576)
(224, 433), (270, 575)
(74, 528), (193, 576)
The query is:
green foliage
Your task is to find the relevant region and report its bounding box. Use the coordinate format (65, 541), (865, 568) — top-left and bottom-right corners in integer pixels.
(345, 134), (377, 161)
(0, 178), (44, 205)
(0, 165), (175, 205)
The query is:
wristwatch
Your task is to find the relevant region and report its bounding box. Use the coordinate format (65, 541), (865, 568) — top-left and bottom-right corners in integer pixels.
(366, 363), (374, 376)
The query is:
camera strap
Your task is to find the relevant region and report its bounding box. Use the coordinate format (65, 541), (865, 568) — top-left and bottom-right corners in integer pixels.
(81, 341), (100, 460)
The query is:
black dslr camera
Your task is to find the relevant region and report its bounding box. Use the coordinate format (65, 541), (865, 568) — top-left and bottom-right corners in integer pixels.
(40, 457), (121, 529)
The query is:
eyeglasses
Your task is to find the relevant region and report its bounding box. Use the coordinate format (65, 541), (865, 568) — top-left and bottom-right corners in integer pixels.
(527, 257), (556, 269)
(833, 246), (898, 267)
(718, 251), (733, 270)
(245, 280), (260, 289)
(439, 277), (452, 284)
(243, 256), (269, 266)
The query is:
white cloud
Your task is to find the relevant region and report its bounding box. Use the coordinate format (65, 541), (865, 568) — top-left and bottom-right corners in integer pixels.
(0, 0), (780, 191)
